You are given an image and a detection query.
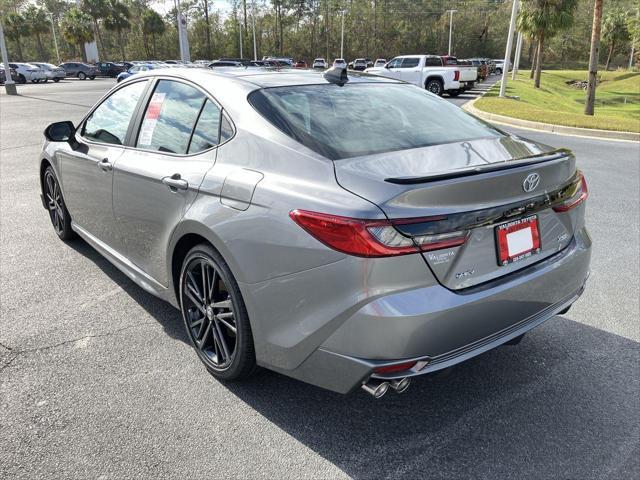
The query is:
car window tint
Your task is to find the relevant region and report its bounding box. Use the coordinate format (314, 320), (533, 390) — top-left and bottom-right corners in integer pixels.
(249, 83), (503, 161)
(83, 80), (147, 145)
(400, 58), (420, 68)
(137, 80), (206, 154)
(387, 58), (402, 68)
(425, 57), (441, 67)
(188, 100), (221, 153)
(220, 115), (234, 142)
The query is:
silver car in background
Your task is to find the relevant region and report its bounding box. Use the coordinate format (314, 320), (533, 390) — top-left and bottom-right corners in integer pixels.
(30, 62), (67, 82)
(38, 68), (591, 397)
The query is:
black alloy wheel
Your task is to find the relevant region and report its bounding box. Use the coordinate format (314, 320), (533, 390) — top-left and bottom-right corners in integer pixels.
(426, 79), (443, 96)
(43, 167), (75, 240)
(180, 244), (256, 380)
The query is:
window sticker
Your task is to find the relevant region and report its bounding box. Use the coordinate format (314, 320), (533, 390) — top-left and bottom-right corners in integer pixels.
(138, 92), (166, 146)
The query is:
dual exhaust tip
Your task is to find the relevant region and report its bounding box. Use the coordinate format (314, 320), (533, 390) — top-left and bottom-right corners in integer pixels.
(361, 377), (411, 398)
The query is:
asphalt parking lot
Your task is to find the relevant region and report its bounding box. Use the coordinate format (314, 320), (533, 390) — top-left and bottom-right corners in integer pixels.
(1, 77), (639, 479)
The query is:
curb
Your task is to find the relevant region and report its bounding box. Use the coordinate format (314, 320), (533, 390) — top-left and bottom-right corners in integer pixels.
(462, 97), (640, 142)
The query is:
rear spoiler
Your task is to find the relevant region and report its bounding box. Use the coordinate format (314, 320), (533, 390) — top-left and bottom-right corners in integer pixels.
(385, 149), (571, 185)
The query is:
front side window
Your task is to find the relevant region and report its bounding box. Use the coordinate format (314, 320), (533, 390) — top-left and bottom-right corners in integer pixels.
(249, 83), (503, 160)
(387, 58), (402, 68)
(83, 80), (147, 145)
(400, 58), (420, 68)
(136, 80), (206, 154)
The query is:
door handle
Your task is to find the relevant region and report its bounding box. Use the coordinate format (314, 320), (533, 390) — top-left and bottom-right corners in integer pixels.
(162, 173), (189, 191)
(98, 158), (112, 172)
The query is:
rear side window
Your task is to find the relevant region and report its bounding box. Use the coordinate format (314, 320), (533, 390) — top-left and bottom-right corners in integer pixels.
(137, 80), (205, 154)
(188, 100), (221, 153)
(249, 83), (503, 160)
(83, 80), (147, 145)
(424, 57), (441, 67)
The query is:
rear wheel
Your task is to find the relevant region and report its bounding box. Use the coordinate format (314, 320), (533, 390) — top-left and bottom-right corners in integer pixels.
(43, 166), (75, 241)
(448, 89), (461, 97)
(77, 72), (86, 80)
(53, 78), (60, 83)
(18, 74), (26, 84)
(179, 244), (256, 381)
(495, 68), (502, 75)
(425, 78), (444, 96)
(89, 76), (95, 80)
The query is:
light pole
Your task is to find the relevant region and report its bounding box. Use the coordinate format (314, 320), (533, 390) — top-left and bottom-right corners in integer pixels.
(238, 14), (243, 58)
(446, 9), (457, 56)
(47, 13), (61, 64)
(0, 20), (17, 95)
(251, 0), (257, 61)
(512, 31), (523, 79)
(499, 0), (519, 97)
(340, 11), (345, 59)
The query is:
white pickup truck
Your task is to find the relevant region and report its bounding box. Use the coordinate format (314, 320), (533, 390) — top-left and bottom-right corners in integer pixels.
(365, 55), (476, 97)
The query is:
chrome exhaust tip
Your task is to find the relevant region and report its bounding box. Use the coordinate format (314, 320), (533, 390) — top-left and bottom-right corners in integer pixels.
(361, 380), (390, 398)
(389, 377), (411, 393)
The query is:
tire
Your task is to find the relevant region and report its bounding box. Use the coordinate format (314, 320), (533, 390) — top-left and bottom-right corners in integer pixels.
(89, 76), (95, 80)
(77, 72), (86, 80)
(448, 89), (461, 97)
(495, 68), (502, 75)
(53, 78), (60, 83)
(179, 244), (256, 381)
(42, 166), (75, 241)
(425, 78), (444, 96)
(18, 74), (26, 84)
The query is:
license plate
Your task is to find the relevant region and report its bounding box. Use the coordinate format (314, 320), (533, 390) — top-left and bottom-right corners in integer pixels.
(495, 215), (541, 266)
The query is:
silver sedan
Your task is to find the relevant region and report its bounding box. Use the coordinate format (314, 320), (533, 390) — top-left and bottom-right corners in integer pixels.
(38, 68), (591, 397)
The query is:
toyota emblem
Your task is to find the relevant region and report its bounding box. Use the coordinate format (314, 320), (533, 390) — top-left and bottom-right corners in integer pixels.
(523, 173), (540, 193)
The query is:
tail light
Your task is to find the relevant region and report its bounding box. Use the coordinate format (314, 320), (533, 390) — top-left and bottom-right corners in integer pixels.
(289, 210), (468, 258)
(374, 361), (417, 374)
(454, 70), (460, 81)
(553, 172), (588, 212)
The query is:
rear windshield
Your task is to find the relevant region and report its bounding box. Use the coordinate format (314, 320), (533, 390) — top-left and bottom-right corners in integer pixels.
(248, 83), (503, 160)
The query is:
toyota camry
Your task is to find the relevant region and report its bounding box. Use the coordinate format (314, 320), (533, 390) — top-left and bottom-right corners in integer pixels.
(39, 67), (591, 397)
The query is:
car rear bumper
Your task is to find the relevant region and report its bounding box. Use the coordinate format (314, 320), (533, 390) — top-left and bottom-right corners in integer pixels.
(277, 226), (591, 394)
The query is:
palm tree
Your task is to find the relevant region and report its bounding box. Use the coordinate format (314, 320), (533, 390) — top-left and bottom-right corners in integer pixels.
(518, 0), (578, 88)
(4, 12), (27, 61)
(61, 7), (94, 62)
(585, 0), (603, 115)
(81, 0), (108, 57)
(24, 6), (50, 60)
(602, 8), (630, 70)
(142, 9), (165, 58)
(104, 0), (130, 62)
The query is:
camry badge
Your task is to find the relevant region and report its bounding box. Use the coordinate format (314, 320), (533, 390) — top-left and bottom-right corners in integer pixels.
(523, 173), (541, 193)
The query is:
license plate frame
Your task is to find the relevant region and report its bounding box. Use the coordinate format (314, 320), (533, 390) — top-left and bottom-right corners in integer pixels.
(495, 214), (541, 266)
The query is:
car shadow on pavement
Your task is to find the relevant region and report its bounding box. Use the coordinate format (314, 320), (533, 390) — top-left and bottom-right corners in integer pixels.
(66, 238), (188, 344)
(224, 318), (640, 480)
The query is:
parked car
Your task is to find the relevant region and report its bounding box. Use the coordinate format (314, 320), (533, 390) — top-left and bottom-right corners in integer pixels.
(264, 56), (294, 66)
(30, 62), (66, 82)
(333, 58), (347, 68)
(440, 56), (478, 91)
(0, 66), (19, 84)
(59, 62), (98, 80)
(312, 58), (328, 69)
(492, 59), (511, 75)
(294, 60), (308, 68)
(351, 58), (369, 71)
(208, 60), (245, 68)
(116, 63), (160, 82)
(9, 63), (46, 83)
(365, 55), (464, 96)
(39, 68), (590, 397)
(374, 58), (387, 67)
(466, 58), (487, 81)
(94, 61), (125, 77)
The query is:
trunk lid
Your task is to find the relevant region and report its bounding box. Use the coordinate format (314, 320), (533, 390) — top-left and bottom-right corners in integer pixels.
(334, 136), (580, 290)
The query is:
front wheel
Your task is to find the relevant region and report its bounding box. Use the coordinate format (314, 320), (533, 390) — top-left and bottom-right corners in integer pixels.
(77, 72), (86, 80)
(43, 166), (75, 241)
(180, 244), (256, 381)
(425, 79), (444, 96)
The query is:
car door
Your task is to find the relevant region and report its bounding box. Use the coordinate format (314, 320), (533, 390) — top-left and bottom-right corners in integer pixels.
(384, 57), (404, 80)
(58, 79), (149, 252)
(399, 57), (422, 84)
(112, 78), (226, 284)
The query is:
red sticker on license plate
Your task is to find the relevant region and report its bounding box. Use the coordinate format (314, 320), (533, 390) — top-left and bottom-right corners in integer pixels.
(495, 215), (541, 266)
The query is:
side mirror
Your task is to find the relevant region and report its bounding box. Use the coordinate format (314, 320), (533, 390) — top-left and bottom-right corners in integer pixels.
(44, 121), (75, 142)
